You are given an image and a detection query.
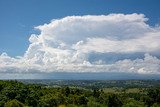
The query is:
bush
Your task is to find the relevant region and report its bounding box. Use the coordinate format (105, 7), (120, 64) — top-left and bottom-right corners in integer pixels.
(107, 94), (122, 107)
(123, 99), (145, 107)
(4, 99), (24, 107)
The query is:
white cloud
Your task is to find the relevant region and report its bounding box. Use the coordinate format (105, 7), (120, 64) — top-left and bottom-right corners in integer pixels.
(74, 32), (160, 53)
(35, 13), (152, 44)
(0, 13), (160, 76)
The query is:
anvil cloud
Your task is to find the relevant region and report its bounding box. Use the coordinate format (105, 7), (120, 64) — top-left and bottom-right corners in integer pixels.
(0, 13), (160, 75)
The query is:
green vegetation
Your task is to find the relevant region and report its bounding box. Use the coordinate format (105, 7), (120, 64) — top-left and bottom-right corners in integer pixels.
(0, 80), (160, 107)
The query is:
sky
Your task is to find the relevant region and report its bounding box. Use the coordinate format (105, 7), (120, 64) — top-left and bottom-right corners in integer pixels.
(0, 0), (160, 79)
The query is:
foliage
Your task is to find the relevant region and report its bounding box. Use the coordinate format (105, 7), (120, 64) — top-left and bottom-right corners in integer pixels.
(4, 99), (24, 107)
(123, 99), (145, 107)
(0, 80), (160, 107)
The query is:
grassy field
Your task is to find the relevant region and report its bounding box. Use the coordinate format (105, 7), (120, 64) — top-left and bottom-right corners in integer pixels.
(103, 87), (144, 93)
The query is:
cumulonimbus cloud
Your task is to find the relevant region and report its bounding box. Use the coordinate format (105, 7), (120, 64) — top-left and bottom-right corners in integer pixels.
(0, 13), (160, 75)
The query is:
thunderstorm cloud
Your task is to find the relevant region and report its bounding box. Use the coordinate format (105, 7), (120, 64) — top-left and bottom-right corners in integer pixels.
(0, 13), (160, 77)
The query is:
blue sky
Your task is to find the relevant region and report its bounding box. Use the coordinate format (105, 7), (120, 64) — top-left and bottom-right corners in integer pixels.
(0, 0), (160, 56)
(0, 0), (160, 79)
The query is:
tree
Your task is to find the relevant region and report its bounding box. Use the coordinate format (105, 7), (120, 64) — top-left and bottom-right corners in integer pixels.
(64, 87), (70, 97)
(107, 94), (122, 107)
(147, 88), (160, 103)
(4, 99), (24, 107)
(93, 89), (100, 98)
(123, 99), (145, 107)
(0, 84), (3, 91)
(77, 95), (88, 105)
